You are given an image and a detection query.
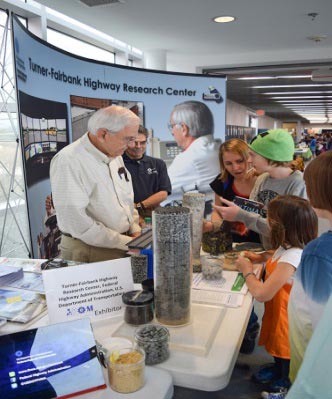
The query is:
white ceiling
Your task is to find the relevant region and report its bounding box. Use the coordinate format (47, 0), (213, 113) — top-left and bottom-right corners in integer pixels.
(36, 0), (332, 72)
(33, 0), (332, 124)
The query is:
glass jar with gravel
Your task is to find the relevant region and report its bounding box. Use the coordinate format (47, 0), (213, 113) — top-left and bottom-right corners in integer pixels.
(134, 324), (170, 365)
(201, 255), (223, 280)
(107, 347), (145, 393)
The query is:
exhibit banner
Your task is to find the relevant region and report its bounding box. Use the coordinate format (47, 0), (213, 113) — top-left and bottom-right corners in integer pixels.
(42, 258), (134, 323)
(11, 15), (226, 257)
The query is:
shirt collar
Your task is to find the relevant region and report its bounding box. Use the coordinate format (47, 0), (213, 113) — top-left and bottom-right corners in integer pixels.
(81, 132), (112, 164)
(123, 152), (147, 163)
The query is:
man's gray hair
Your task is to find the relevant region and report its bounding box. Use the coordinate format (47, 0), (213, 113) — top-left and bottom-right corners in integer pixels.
(171, 101), (214, 138)
(88, 105), (140, 135)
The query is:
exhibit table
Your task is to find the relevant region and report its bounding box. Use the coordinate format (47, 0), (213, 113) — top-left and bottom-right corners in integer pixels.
(6, 299), (253, 393)
(0, 264), (258, 393)
(92, 296), (254, 392)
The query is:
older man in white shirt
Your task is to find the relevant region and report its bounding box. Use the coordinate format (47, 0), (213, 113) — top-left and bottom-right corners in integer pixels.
(50, 105), (141, 263)
(163, 101), (220, 212)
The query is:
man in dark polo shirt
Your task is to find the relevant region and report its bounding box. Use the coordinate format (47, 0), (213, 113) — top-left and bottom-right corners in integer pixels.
(123, 125), (171, 223)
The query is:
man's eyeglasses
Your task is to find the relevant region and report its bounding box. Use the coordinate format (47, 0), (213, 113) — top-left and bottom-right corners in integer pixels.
(167, 122), (182, 132)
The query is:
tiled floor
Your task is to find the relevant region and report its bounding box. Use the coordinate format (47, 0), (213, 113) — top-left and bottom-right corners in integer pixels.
(173, 302), (272, 399)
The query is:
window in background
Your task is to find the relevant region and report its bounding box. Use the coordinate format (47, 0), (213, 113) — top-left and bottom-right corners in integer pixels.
(47, 28), (115, 64)
(0, 10), (30, 257)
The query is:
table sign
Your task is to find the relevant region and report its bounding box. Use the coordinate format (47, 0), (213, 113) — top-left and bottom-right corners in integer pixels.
(42, 258), (134, 323)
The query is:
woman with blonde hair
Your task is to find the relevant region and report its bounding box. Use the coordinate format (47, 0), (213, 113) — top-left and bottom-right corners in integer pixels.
(205, 138), (260, 243)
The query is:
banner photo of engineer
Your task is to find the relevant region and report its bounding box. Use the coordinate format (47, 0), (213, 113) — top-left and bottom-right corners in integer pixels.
(11, 15), (226, 257)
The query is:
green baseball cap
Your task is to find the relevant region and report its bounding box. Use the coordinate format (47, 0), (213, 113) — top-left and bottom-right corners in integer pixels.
(249, 129), (295, 162)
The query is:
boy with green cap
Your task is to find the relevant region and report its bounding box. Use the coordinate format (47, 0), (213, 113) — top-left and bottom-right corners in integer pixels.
(214, 129), (306, 250)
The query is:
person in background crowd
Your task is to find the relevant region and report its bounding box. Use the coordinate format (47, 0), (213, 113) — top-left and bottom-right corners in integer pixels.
(213, 129), (306, 250)
(163, 100), (220, 209)
(237, 195), (317, 399)
(324, 132), (332, 151)
(50, 105), (141, 263)
(123, 125), (171, 225)
(309, 135), (317, 158)
(288, 151), (332, 387)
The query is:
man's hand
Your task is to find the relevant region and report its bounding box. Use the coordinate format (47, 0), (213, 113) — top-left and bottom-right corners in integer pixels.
(213, 197), (240, 222)
(130, 232), (141, 238)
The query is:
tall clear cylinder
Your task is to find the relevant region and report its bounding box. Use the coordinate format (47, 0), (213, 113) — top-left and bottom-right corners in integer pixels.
(153, 207), (192, 326)
(182, 192), (205, 272)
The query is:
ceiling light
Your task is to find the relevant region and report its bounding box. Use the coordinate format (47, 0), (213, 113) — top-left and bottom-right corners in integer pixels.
(236, 76), (274, 80)
(264, 91), (332, 95)
(271, 96), (332, 99)
(213, 15), (236, 23)
(238, 75), (311, 81)
(253, 83), (332, 88)
(276, 99), (332, 103)
(307, 35), (327, 43)
(279, 75), (311, 79)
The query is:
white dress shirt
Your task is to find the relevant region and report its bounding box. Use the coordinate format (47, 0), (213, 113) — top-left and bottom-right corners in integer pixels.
(50, 133), (140, 251)
(165, 134), (220, 204)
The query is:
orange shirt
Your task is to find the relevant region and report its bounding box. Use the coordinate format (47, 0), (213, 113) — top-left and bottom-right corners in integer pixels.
(258, 256), (292, 359)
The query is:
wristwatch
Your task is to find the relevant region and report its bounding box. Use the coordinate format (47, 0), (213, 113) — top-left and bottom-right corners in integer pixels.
(136, 202), (145, 210)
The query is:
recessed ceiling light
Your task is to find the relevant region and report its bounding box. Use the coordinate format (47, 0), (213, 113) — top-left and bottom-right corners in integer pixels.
(213, 15), (236, 23)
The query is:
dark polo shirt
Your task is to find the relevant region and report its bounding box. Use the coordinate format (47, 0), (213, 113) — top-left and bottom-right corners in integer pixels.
(123, 153), (172, 203)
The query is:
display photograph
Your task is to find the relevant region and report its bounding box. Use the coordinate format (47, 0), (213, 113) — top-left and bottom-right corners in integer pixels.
(19, 91), (68, 187)
(70, 95), (144, 142)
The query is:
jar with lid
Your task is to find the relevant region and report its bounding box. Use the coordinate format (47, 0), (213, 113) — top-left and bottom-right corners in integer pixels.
(201, 255), (223, 280)
(107, 346), (145, 393)
(122, 290), (154, 325)
(134, 324), (170, 365)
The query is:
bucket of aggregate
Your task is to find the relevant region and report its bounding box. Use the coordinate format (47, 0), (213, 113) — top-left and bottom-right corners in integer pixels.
(122, 290), (154, 326)
(107, 346), (145, 393)
(153, 206), (192, 326)
(182, 192), (205, 273)
(135, 324), (170, 365)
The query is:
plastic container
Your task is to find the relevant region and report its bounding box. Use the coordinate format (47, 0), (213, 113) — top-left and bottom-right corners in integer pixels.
(130, 254), (148, 283)
(107, 347), (145, 393)
(122, 290), (154, 325)
(153, 207), (192, 326)
(96, 337), (133, 368)
(223, 252), (239, 271)
(135, 324), (170, 365)
(201, 255), (223, 280)
(182, 192), (205, 273)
